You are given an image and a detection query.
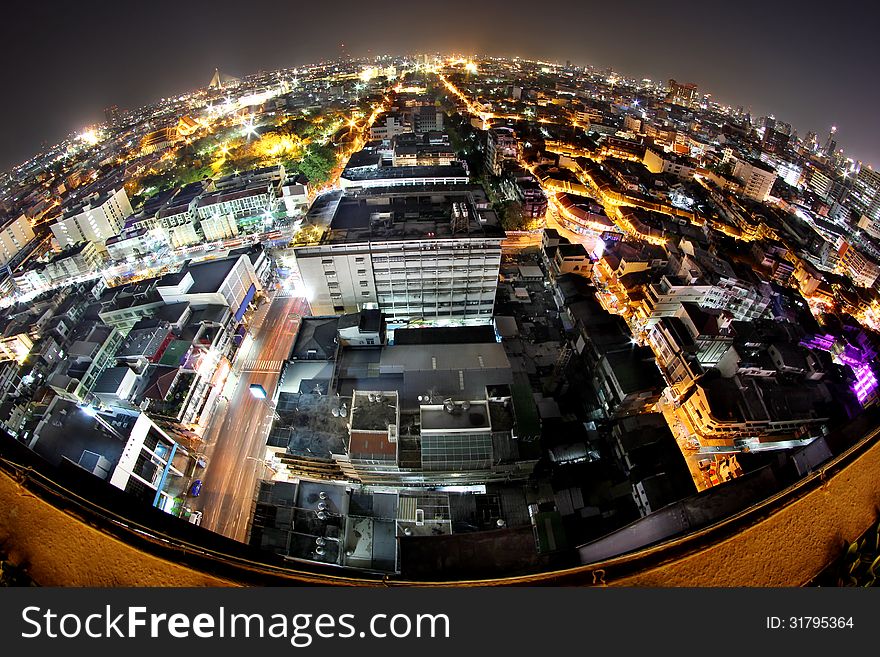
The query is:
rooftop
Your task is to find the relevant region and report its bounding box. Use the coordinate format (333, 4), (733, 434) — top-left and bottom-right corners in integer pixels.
(157, 255), (240, 294)
(420, 400), (491, 432)
(350, 390), (399, 432)
(316, 185), (504, 244)
(269, 391), (349, 457)
(289, 316), (339, 360)
(342, 165), (466, 181)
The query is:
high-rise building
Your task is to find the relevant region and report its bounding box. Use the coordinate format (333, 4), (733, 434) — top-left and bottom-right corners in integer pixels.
(823, 126), (838, 155)
(50, 188), (133, 248)
(486, 127), (518, 176)
(0, 214), (35, 268)
(104, 104), (120, 127)
(411, 105), (444, 133)
(850, 166), (880, 224)
(732, 158), (777, 202)
(665, 79), (698, 108)
(292, 185), (503, 323)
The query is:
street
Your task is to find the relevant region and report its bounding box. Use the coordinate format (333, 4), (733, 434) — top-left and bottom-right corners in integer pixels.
(193, 293), (307, 542)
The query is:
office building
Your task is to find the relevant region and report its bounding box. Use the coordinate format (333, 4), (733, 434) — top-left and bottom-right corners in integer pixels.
(293, 185), (503, 324)
(850, 166), (880, 224)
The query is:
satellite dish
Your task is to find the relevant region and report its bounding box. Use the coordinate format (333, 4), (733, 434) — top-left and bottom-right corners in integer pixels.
(316, 537), (326, 546)
(403, 527), (413, 536)
(319, 491), (327, 500)
(317, 511), (327, 520)
(315, 547), (325, 556)
(496, 518), (506, 528)
(331, 407), (340, 417)
(318, 501), (327, 511)
(461, 400), (471, 411)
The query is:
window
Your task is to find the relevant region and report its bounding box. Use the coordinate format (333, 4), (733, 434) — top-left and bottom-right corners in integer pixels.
(359, 281), (369, 287)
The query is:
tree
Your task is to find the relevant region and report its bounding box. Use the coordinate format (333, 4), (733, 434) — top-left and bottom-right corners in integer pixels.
(296, 143), (337, 186)
(498, 200), (530, 231)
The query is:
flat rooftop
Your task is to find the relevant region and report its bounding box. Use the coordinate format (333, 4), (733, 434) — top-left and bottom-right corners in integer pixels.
(318, 185), (504, 244)
(157, 255), (239, 293)
(420, 401), (491, 432)
(350, 390), (399, 432)
(269, 391), (349, 457)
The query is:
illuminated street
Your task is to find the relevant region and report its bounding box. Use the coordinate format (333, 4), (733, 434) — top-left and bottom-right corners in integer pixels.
(194, 293), (306, 541)
(1, 36), (880, 587)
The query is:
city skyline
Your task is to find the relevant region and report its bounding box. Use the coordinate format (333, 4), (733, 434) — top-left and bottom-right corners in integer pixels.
(2, 5), (880, 589)
(2, 0), (878, 171)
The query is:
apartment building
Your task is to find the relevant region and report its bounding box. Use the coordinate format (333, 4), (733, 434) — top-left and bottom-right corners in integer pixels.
(293, 185), (504, 324)
(50, 189), (133, 248)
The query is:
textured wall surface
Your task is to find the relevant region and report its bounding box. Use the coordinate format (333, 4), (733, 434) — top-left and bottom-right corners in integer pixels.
(0, 474), (235, 587)
(1, 431), (878, 587)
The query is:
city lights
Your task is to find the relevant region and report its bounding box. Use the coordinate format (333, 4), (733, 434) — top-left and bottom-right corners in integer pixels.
(78, 129), (100, 146)
(3, 47), (880, 593)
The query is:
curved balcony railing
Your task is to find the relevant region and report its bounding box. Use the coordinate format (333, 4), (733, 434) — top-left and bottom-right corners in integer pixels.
(1, 418), (879, 587)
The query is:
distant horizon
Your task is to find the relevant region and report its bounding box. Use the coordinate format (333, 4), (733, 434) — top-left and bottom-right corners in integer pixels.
(2, 0), (875, 172)
(1, 51), (866, 175)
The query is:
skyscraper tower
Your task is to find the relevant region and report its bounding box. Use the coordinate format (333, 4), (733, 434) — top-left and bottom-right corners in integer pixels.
(805, 131), (818, 151)
(823, 126), (837, 156)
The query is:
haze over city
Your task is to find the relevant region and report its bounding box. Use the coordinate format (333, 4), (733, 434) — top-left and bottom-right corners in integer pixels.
(2, 0), (878, 169)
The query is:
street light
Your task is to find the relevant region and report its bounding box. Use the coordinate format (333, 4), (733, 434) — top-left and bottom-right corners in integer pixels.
(249, 384), (280, 420)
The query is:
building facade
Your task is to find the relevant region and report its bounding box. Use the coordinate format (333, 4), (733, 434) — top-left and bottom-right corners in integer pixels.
(293, 186), (503, 324)
(51, 189), (133, 248)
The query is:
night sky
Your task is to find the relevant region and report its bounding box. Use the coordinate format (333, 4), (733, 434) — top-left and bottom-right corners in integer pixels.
(2, 0), (877, 171)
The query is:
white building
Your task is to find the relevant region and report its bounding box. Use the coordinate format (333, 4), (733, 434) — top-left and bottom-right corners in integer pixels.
(281, 179), (309, 216)
(15, 241), (103, 293)
(643, 148), (696, 179)
(105, 228), (170, 261)
(293, 185), (504, 323)
(199, 213), (239, 242)
(731, 158), (777, 202)
(0, 214), (35, 267)
(51, 189), (133, 248)
(156, 253), (262, 314)
(195, 184), (276, 226)
(369, 113), (410, 142)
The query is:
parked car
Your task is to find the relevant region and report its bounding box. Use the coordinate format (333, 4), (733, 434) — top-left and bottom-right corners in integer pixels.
(190, 480), (202, 497)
